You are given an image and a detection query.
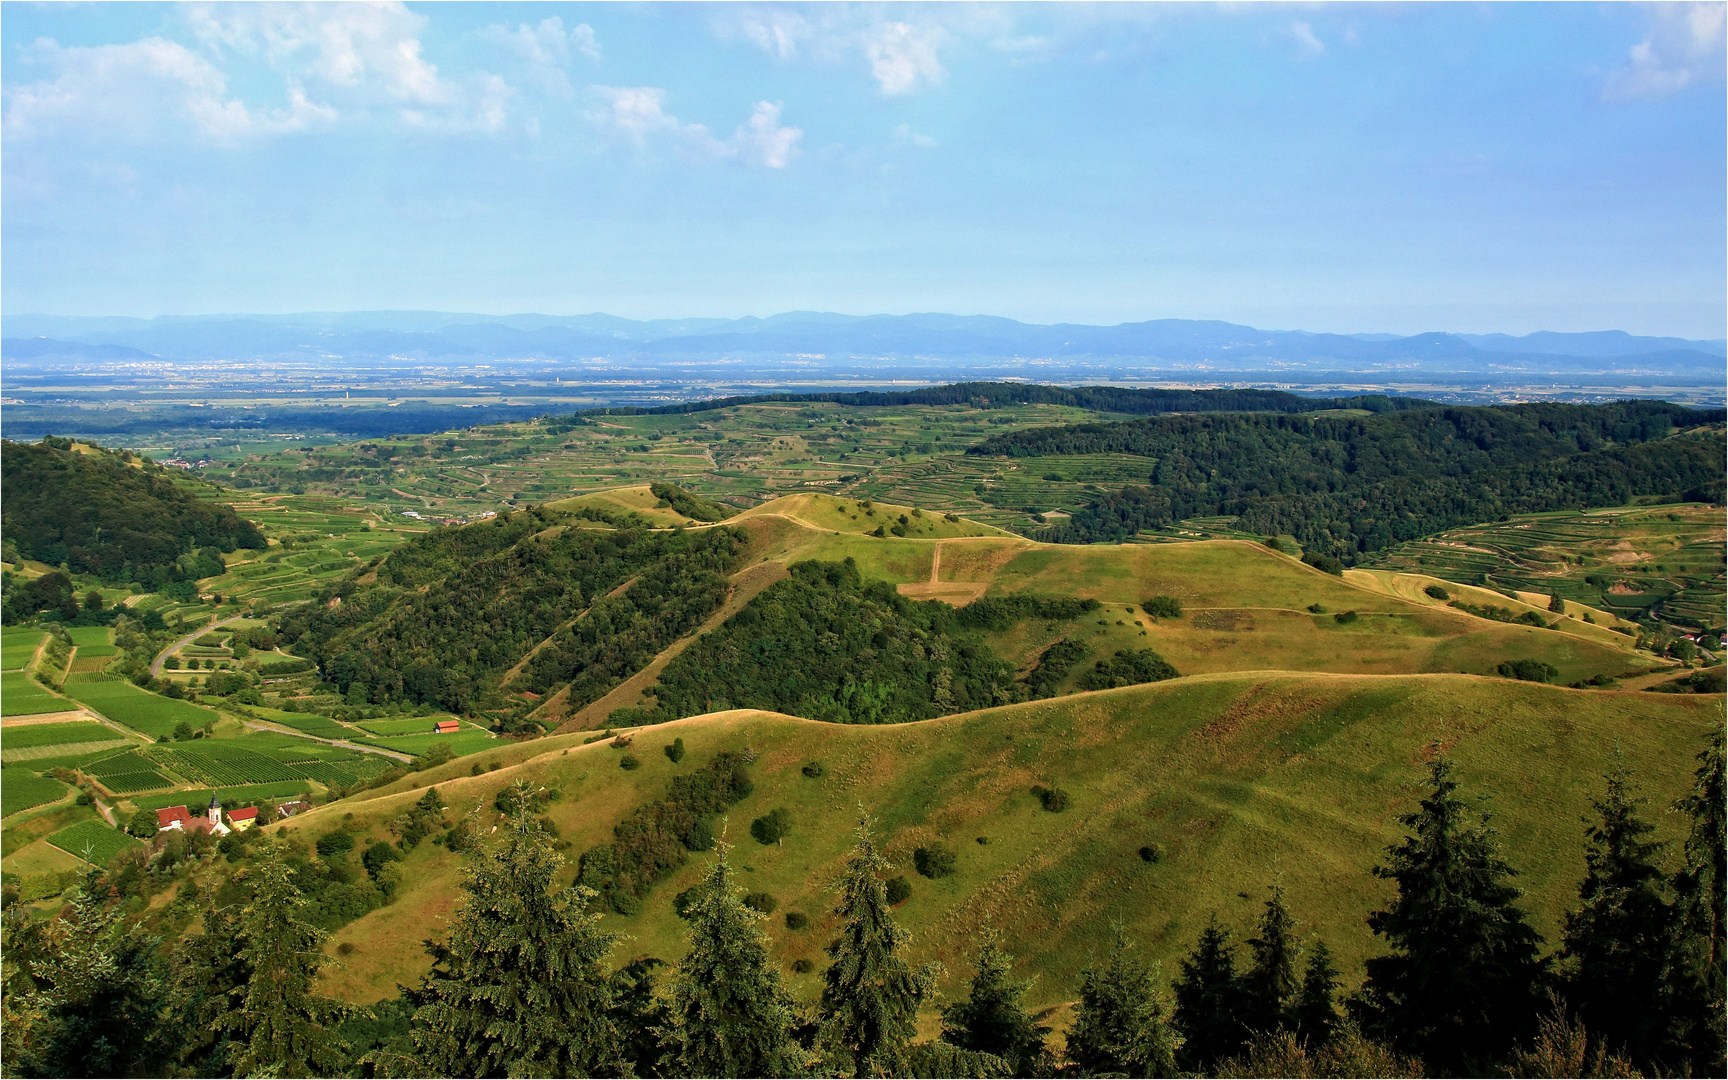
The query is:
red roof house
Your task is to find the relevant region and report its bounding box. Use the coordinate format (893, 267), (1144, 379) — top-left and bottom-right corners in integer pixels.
(433, 719), (461, 734)
(228, 807), (259, 831)
(157, 805), (191, 830)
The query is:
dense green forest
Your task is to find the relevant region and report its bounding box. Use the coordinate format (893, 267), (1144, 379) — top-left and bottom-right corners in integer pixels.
(280, 506), (743, 725)
(969, 402), (1726, 558)
(1, 438), (264, 585)
(614, 560), (1124, 726)
(577, 380), (1433, 418)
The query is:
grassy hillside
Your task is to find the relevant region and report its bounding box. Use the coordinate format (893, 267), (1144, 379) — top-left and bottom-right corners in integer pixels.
(304, 672), (1719, 1013)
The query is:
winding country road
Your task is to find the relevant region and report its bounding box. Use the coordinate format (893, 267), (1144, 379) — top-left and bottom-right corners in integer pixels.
(150, 613), (248, 677)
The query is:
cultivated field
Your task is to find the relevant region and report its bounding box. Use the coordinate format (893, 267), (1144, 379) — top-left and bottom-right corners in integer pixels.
(63, 678), (220, 738)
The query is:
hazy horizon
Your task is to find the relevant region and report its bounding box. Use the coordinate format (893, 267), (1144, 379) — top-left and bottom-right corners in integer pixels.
(3, 2), (1724, 339)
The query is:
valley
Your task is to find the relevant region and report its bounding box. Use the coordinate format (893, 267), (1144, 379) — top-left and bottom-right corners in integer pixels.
(2, 390), (1721, 1077)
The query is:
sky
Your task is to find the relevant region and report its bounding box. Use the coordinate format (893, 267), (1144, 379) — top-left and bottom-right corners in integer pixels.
(2, 1), (1724, 338)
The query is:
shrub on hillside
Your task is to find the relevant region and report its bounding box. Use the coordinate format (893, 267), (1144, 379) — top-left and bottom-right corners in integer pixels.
(751, 807), (793, 845)
(1303, 552), (1345, 575)
(1031, 785), (1072, 813)
(886, 875), (912, 904)
(914, 843), (957, 879)
(1334, 610), (1360, 625)
(743, 892), (778, 914)
(1497, 659), (1559, 683)
(1423, 584), (1450, 600)
(664, 737), (685, 763)
(785, 911), (809, 930)
(1142, 595), (1184, 619)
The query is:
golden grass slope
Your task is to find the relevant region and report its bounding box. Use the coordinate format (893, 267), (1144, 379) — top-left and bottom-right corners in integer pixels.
(306, 672), (1720, 1014)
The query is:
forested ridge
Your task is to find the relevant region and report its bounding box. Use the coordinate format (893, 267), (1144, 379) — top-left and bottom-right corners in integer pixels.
(968, 401), (1726, 558)
(577, 380), (1433, 418)
(280, 506), (744, 725)
(613, 559), (1133, 726)
(1, 438), (264, 584)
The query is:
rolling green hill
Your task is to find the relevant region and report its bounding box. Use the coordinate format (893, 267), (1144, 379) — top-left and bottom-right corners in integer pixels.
(306, 672), (1720, 1012)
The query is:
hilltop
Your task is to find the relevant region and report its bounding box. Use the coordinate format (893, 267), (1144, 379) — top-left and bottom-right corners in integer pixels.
(303, 671), (1719, 1009)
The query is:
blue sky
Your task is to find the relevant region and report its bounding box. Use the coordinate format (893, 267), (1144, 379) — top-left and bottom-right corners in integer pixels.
(2, 2), (1724, 337)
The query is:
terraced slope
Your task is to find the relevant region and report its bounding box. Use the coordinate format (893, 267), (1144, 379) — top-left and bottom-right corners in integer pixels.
(303, 672), (1721, 1010)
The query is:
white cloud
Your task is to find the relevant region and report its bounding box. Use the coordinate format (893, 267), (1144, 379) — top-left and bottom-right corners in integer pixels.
(738, 8), (813, 61)
(735, 101), (802, 167)
(725, 8), (948, 95)
(865, 21), (947, 95)
(3, 36), (331, 141)
(1604, 2), (1726, 101)
(588, 87), (800, 168)
(891, 122), (937, 148)
(483, 17), (600, 96)
(1290, 21), (1325, 58)
(189, 1), (449, 104)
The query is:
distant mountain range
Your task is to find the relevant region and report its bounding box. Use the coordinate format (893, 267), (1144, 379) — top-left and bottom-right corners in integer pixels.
(4, 311), (1723, 381)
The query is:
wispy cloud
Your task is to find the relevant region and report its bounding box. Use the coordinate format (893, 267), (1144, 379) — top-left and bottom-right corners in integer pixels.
(726, 7), (948, 95)
(1289, 21), (1326, 59)
(1603, 2), (1726, 101)
(484, 17), (600, 97)
(589, 87), (802, 168)
(3, 36), (332, 141)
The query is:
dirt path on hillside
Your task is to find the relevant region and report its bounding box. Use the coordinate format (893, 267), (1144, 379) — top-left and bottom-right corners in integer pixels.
(546, 560), (790, 733)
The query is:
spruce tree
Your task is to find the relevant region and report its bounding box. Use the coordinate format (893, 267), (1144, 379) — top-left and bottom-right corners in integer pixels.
(1063, 928), (1182, 1077)
(10, 872), (165, 1077)
(660, 836), (806, 1078)
(1290, 940), (1341, 1049)
(1241, 886), (1300, 1037)
(218, 842), (352, 1077)
(939, 930), (1049, 1076)
(818, 813), (940, 1077)
(1172, 914), (1248, 1071)
(1356, 758), (1544, 1073)
(1664, 730), (1726, 1076)
(1558, 768), (1675, 1070)
(166, 897), (252, 1075)
(412, 808), (627, 1077)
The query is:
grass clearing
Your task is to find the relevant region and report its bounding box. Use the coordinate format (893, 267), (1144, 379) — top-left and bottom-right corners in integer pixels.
(356, 730), (497, 757)
(128, 781), (313, 812)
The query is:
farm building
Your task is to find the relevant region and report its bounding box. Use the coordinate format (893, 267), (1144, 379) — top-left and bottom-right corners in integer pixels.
(157, 805), (191, 831)
(433, 718), (460, 734)
(227, 807), (258, 831)
(276, 801), (312, 819)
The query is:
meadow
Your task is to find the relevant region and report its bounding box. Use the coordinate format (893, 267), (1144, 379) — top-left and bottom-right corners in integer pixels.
(129, 781), (312, 812)
(305, 672), (1720, 1008)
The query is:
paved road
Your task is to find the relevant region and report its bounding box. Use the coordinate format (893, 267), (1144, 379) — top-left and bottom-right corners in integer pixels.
(240, 720), (415, 764)
(150, 613), (248, 677)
